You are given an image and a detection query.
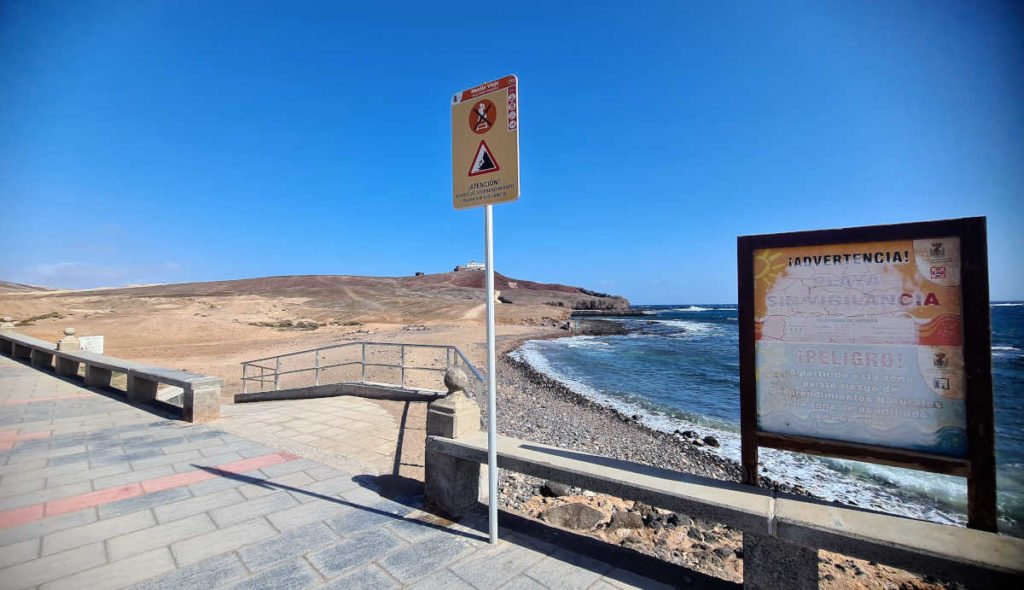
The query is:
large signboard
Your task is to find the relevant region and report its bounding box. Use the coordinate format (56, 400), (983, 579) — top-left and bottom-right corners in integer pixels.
(738, 217), (996, 530)
(754, 238), (966, 456)
(451, 75), (520, 209)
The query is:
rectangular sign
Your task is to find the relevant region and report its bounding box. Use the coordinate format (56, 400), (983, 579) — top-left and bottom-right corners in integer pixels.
(452, 75), (520, 209)
(753, 238), (966, 456)
(737, 217), (996, 530)
(79, 335), (104, 354)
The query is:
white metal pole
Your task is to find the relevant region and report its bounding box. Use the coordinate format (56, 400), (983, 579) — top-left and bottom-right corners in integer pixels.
(484, 204), (498, 545)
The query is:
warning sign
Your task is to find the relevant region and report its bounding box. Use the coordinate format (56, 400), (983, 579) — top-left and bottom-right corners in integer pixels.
(452, 75), (520, 209)
(468, 141), (500, 176)
(470, 99), (496, 134)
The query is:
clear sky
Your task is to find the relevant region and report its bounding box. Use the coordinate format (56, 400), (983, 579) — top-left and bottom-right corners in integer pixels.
(1, 1), (1021, 304)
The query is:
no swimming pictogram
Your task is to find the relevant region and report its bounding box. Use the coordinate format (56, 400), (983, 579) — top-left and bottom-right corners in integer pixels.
(469, 99), (496, 134)
(468, 140), (500, 176)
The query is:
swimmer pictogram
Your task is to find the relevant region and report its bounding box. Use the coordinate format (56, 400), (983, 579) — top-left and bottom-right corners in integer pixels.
(469, 99), (496, 134)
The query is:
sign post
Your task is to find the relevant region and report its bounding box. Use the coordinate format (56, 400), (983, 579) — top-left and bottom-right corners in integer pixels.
(737, 217), (996, 530)
(452, 75), (520, 544)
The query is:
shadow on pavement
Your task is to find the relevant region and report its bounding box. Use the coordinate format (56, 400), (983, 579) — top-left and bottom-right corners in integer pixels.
(194, 464), (737, 589)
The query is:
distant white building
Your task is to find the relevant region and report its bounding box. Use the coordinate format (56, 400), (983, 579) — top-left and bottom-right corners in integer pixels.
(454, 260), (485, 272)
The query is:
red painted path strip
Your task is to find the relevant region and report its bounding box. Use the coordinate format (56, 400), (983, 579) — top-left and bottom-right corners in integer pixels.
(0, 451), (299, 528)
(0, 430), (50, 451)
(0, 430), (52, 442)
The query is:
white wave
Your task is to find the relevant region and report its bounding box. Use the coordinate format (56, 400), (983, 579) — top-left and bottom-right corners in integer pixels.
(651, 319), (720, 336)
(674, 306), (712, 312)
(511, 340), (968, 528)
(993, 346), (1019, 351)
(565, 337), (611, 350)
(992, 303), (1024, 307)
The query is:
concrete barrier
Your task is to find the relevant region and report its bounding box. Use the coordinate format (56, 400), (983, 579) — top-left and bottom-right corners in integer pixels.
(234, 381), (446, 403)
(425, 429), (1024, 589)
(0, 328), (223, 423)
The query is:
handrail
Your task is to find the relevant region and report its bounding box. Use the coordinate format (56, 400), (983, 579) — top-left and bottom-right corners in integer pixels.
(239, 341), (484, 395)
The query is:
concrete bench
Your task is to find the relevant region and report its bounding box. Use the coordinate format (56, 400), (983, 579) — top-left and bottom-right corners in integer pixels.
(0, 331), (223, 423)
(427, 430), (1024, 589)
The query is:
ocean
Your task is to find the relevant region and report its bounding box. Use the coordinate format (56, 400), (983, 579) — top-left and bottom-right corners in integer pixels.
(512, 302), (1024, 535)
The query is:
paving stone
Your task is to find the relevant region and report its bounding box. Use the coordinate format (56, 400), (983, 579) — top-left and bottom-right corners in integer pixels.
(291, 475), (360, 504)
(500, 574), (549, 589)
(45, 462), (132, 487)
(0, 477), (46, 498)
(92, 465), (175, 490)
(238, 522), (337, 570)
(157, 439), (218, 456)
(0, 542), (106, 589)
(307, 529), (404, 579)
(153, 488), (245, 523)
(0, 481), (92, 511)
(322, 563), (401, 589)
(0, 537), (40, 568)
(0, 506), (98, 547)
(42, 509), (155, 555)
(40, 547), (176, 590)
(97, 487), (192, 519)
(378, 534), (475, 584)
(88, 448), (161, 467)
(185, 430), (225, 443)
(186, 473), (249, 495)
(265, 496), (350, 531)
(448, 536), (549, 588)
(0, 458), (47, 476)
(129, 449), (202, 470)
(171, 518), (279, 566)
(108, 513), (216, 560)
(5, 460), (91, 482)
(131, 551), (249, 590)
(259, 458), (320, 478)
(524, 548), (613, 590)
(387, 514), (462, 544)
(233, 444), (280, 458)
(408, 568), (476, 590)
(177, 450), (243, 471)
(225, 557), (320, 590)
(41, 447), (91, 465)
(601, 569), (675, 590)
(209, 491), (298, 527)
(324, 504), (406, 536)
(305, 465), (346, 481)
(239, 471), (315, 500)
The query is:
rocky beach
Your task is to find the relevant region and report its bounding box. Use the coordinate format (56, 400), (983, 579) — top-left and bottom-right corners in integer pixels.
(487, 343), (957, 589)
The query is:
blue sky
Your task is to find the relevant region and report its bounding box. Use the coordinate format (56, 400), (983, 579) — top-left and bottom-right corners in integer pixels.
(1, 1), (1021, 303)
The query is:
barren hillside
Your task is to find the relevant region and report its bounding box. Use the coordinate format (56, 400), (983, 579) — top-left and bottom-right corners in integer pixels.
(0, 272), (629, 391)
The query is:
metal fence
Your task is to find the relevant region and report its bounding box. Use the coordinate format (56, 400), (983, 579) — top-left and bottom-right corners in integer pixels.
(240, 342), (483, 397)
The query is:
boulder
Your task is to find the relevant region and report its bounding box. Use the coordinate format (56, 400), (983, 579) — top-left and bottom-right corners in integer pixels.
(541, 503), (605, 531)
(540, 481), (572, 498)
(607, 510), (644, 531)
(702, 435), (720, 447)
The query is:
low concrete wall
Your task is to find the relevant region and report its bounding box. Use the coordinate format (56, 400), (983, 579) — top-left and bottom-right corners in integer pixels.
(234, 381), (446, 403)
(0, 330), (224, 423)
(426, 432), (1024, 589)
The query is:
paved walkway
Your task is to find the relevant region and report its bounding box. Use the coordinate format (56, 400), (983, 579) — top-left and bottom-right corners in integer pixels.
(0, 357), (672, 590)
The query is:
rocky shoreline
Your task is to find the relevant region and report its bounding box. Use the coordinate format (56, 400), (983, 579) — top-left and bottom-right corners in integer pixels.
(482, 343), (954, 589)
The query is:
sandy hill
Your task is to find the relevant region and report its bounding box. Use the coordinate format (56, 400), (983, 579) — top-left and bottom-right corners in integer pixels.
(0, 281), (50, 294)
(0, 271), (628, 391)
(12, 271), (628, 322)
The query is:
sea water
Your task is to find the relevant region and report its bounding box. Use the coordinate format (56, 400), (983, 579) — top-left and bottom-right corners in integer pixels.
(512, 303), (1024, 535)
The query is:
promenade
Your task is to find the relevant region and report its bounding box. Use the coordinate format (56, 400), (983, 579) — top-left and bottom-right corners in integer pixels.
(0, 356), (671, 589)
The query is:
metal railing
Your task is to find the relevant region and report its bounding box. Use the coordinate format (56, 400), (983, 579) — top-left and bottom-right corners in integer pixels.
(240, 342), (484, 396)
